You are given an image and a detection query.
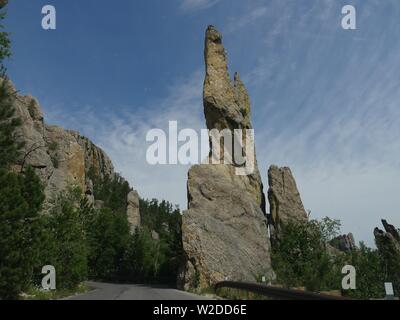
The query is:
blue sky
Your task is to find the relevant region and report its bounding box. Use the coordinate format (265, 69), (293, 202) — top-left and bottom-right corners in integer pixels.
(5, 0), (400, 246)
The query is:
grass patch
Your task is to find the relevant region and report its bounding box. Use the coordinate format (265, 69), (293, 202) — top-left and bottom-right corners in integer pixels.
(21, 283), (89, 300)
(215, 287), (271, 300)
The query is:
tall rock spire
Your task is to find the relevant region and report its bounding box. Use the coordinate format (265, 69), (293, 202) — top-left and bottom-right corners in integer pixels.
(203, 25), (264, 208)
(178, 26), (274, 291)
(267, 166), (309, 242)
(203, 26), (252, 132)
(267, 166), (308, 224)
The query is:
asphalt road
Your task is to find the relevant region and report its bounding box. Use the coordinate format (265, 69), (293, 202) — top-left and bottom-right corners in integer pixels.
(66, 282), (209, 300)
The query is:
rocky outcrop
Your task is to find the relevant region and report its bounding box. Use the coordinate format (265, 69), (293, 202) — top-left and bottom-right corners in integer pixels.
(376, 220), (400, 242)
(374, 220), (400, 291)
(374, 220), (400, 258)
(267, 165), (308, 238)
(330, 233), (356, 253)
(1, 78), (116, 210)
(127, 190), (140, 234)
(179, 26), (274, 291)
(180, 165), (275, 290)
(203, 26), (265, 208)
(69, 131), (114, 180)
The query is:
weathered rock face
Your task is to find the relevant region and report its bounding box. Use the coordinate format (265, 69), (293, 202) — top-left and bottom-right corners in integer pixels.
(330, 233), (356, 253)
(1, 78), (115, 209)
(179, 26), (274, 291)
(203, 25), (264, 208)
(374, 220), (400, 291)
(374, 220), (400, 259)
(127, 190), (140, 234)
(69, 131), (114, 180)
(180, 165), (275, 290)
(203, 27), (251, 132)
(267, 165), (308, 237)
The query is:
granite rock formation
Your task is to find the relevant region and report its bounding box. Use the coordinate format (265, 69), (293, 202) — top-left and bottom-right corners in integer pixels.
(127, 190), (141, 234)
(374, 220), (400, 284)
(330, 233), (356, 253)
(267, 165), (308, 238)
(1, 78), (122, 212)
(179, 26), (274, 291)
(203, 26), (265, 207)
(374, 220), (400, 254)
(374, 220), (400, 292)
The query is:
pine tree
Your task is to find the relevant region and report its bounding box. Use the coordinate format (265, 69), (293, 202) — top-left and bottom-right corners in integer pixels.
(0, 38), (23, 170)
(0, 2), (23, 169)
(40, 187), (88, 290)
(0, 5), (46, 298)
(87, 208), (130, 280)
(0, 80), (24, 169)
(0, 1), (10, 74)
(0, 167), (45, 299)
(0, 170), (30, 299)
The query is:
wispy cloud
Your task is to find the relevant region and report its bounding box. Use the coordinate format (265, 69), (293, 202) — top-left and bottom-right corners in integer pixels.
(236, 0), (400, 246)
(179, 0), (222, 12)
(226, 6), (268, 33)
(43, 0), (400, 246)
(45, 70), (205, 208)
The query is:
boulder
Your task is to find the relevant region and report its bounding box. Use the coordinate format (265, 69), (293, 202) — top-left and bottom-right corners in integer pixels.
(151, 230), (160, 241)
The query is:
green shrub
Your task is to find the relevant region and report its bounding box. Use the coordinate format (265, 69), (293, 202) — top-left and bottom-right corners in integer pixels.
(344, 242), (385, 299)
(271, 218), (344, 292)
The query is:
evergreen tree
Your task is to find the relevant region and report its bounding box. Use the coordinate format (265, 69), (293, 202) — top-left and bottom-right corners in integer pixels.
(120, 199), (183, 284)
(0, 1), (11, 74)
(0, 167), (45, 299)
(375, 233), (400, 296)
(0, 170), (30, 299)
(88, 167), (132, 213)
(0, 81), (23, 169)
(0, 7), (47, 298)
(0, 1), (20, 169)
(126, 227), (164, 282)
(87, 208), (130, 280)
(40, 187), (88, 290)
